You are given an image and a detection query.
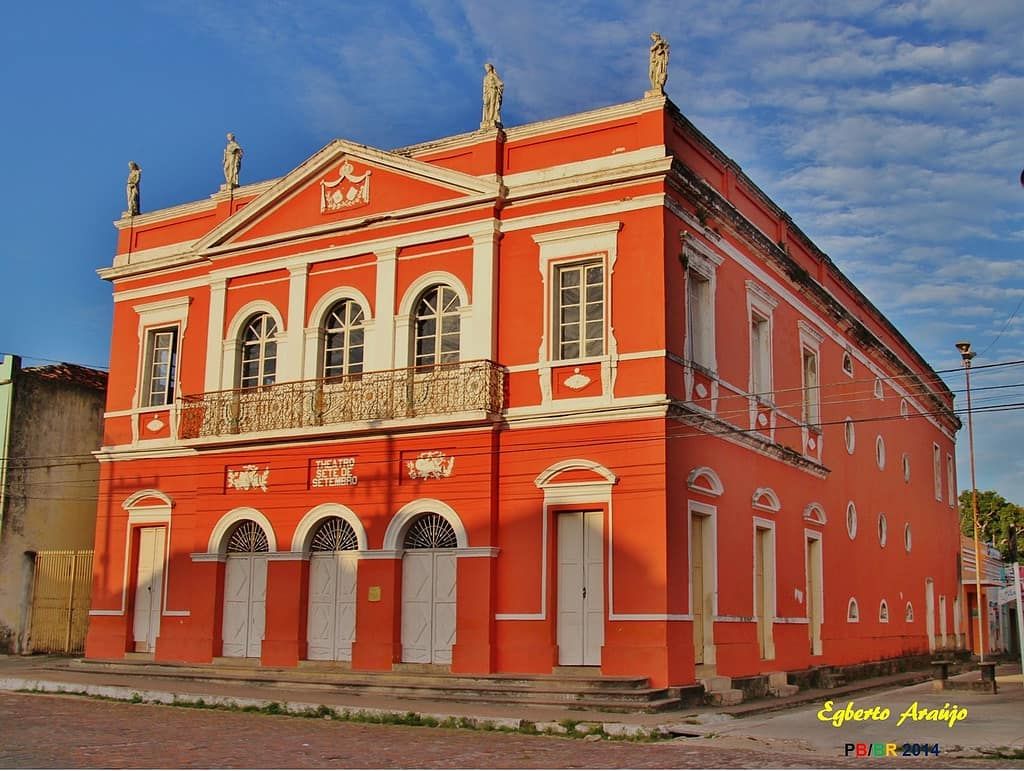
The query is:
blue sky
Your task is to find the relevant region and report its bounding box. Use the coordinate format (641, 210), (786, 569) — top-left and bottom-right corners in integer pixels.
(1, 1), (1022, 501)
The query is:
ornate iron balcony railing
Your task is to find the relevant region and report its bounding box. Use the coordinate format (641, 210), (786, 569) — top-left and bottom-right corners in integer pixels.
(178, 360), (505, 439)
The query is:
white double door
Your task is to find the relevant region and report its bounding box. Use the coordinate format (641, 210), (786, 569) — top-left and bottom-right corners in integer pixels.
(132, 527), (165, 653)
(307, 553), (358, 661)
(401, 551), (456, 664)
(222, 554), (267, 658)
(557, 511), (604, 666)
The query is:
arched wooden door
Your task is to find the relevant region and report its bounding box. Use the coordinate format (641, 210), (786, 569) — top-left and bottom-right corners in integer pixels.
(221, 520), (269, 658)
(306, 517), (359, 661)
(400, 513), (457, 664)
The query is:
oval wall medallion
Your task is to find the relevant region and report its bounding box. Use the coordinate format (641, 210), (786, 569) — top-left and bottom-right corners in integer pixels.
(146, 418), (165, 432)
(564, 367), (592, 390)
(695, 383), (708, 398)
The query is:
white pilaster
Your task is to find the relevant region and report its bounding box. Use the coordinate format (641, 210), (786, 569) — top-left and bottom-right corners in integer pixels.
(469, 222), (499, 361)
(204, 278), (227, 391)
(371, 248), (397, 371)
(284, 265), (308, 381)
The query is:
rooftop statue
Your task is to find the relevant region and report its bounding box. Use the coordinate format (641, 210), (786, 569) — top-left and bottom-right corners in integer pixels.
(223, 132), (243, 188)
(649, 32), (669, 94)
(481, 63), (504, 129)
(126, 161), (141, 216)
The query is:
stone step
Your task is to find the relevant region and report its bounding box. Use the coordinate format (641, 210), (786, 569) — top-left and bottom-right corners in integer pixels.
(64, 660), (679, 712)
(706, 688), (744, 706)
(768, 683), (799, 698)
(700, 675), (732, 693)
(73, 660), (653, 693)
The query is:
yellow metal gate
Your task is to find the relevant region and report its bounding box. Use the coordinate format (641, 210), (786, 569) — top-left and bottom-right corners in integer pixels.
(29, 550), (93, 654)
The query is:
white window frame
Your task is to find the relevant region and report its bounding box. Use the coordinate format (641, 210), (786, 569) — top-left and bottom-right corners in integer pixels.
(412, 284), (462, 367)
(141, 327), (179, 408)
(846, 501), (857, 540)
(878, 512), (888, 547)
(532, 222), (621, 406)
(847, 597), (859, 623)
(746, 281), (777, 402)
(844, 418), (856, 455)
(875, 435), (886, 470)
(841, 350), (854, 377)
(683, 236), (723, 373)
(322, 298), (367, 378)
(798, 321), (824, 430)
(553, 258), (606, 361)
(238, 312), (280, 388)
(223, 301), (286, 391)
(132, 298), (190, 439)
(933, 443), (942, 501)
(879, 599), (889, 623)
(946, 453), (955, 507)
(752, 516), (777, 660)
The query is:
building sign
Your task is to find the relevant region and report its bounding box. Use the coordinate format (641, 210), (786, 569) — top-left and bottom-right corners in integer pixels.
(311, 457), (358, 488)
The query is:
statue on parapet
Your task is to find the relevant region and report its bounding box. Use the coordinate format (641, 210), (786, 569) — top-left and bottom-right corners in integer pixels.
(481, 63), (504, 129)
(648, 32), (669, 95)
(223, 132), (243, 188)
(126, 161), (141, 216)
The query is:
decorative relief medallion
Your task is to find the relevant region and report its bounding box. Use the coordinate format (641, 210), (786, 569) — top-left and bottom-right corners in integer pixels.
(145, 417), (165, 432)
(406, 451), (455, 480)
(227, 464), (269, 492)
(563, 367), (591, 391)
(756, 413), (768, 427)
(807, 437), (817, 451)
(695, 383), (708, 398)
(320, 160), (371, 213)
(311, 457), (357, 488)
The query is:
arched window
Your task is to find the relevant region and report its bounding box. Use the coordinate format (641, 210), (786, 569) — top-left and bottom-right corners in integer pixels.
(403, 513), (458, 549)
(323, 300), (365, 378)
(878, 513), (888, 547)
(879, 599), (889, 623)
(239, 313), (278, 388)
(847, 597), (859, 622)
(844, 418), (856, 454)
(310, 517), (359, 552)
(846, 502), (858, 539)
(905, 602), (915, 622)
(226, 520), (270, 553)
(413, 285), (460, 367)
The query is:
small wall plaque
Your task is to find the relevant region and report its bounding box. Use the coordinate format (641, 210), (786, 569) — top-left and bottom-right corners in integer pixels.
(368, 586), (382, 602)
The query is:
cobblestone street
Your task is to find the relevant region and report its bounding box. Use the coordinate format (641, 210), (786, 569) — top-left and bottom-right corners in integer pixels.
(1, 693), (1019, 769)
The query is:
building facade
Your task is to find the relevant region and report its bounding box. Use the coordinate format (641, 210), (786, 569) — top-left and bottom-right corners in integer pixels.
(85, 94), (961, 688)
(0, 355), (107, 652)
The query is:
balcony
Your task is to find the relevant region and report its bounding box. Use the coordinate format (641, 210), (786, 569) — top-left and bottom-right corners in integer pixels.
(178, 360), (505, 439)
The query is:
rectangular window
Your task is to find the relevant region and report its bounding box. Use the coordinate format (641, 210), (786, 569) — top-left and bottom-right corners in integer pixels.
(933, 444), (942, 501)
(946, 454), (955, 507)
(555, 261), (604, 360)
(801, 347), (819, 427)
(142, 327), (178, 407)
(750, 312), (771, 398)
(686, 270), (713, 368)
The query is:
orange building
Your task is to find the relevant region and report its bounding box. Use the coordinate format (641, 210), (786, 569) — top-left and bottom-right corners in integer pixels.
(86, 92), (962, 690)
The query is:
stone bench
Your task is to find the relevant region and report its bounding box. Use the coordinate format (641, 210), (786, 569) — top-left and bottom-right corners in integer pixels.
(930, 659), (954, 680)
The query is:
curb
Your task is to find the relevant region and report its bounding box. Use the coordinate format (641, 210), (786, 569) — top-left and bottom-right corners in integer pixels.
(0, 677), (670, 742)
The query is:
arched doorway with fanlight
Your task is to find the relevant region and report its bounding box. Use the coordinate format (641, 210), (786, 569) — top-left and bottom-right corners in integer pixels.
(221, 519), (270, 658)
(306, 516), (360, 661)
(399, 513), (459, 664)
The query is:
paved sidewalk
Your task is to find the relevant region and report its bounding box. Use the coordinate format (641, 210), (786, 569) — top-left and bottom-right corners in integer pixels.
(1, 654), (1021, 756)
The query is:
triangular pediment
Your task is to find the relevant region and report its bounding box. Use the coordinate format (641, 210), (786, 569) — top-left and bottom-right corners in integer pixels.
(196, 140), (499, 253)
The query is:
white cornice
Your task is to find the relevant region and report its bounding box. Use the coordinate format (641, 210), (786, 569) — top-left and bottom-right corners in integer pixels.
(503, 96), (665, 143)
(112, 179), (278, 230)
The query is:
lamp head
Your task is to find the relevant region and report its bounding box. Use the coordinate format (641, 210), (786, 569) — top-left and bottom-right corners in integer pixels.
(955, 341), (976, 361)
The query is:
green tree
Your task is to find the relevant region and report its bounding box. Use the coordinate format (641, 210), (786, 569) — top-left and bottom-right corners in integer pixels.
(958, 489), (1024, 562)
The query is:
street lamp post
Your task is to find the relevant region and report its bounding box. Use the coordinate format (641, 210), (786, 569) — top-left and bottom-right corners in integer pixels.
(956, 341), (985, 663)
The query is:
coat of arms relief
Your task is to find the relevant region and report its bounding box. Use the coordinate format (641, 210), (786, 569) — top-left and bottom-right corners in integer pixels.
(320, 160), (371, 213)
(406, 451), (455, 480)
